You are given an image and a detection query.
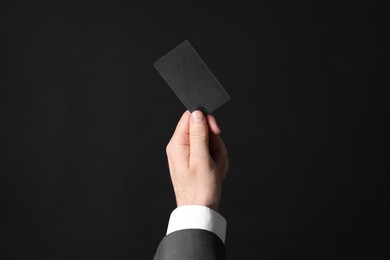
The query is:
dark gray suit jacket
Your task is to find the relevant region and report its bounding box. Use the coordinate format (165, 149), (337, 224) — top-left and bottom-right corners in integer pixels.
(154, 229), (226, 259)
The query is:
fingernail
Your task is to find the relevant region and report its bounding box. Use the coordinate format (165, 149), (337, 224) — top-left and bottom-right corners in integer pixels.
(191, 110), (204, 123)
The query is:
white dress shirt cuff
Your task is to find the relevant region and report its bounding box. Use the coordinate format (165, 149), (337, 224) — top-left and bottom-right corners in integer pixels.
(166, 205), (227, 243)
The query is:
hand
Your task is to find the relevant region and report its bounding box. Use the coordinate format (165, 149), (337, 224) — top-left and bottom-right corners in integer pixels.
(166, 110), (229, 212)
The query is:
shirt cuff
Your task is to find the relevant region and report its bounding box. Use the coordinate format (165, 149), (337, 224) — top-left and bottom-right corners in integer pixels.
(166, 205), (227, 243)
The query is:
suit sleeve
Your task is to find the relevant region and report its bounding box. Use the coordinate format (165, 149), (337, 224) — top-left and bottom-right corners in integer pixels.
(153, 229), (226, 260)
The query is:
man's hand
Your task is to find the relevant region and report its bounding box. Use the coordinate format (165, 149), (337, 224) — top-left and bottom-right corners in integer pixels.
(166, 110), (229, 212)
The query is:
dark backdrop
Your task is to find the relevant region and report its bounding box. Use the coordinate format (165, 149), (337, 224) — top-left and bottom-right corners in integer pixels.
(0, 1), (387, 259)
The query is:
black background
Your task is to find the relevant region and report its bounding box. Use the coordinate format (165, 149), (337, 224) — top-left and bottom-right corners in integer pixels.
(0, 1), (388, 259)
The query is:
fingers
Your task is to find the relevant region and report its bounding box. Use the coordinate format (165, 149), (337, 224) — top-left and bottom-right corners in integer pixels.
(169, 111), (220, 147)
(220, 157), (229, 179)
(169, 110), (227, 175)
(189, 110), (210, 163)
(207, 114), (221, 136)
(209, 134), (228, 171)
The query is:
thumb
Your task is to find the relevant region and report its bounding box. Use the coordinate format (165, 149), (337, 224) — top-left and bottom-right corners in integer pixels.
(190, 110), (210, 162)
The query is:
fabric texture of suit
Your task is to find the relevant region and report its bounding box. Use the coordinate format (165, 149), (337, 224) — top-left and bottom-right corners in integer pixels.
(153, 229), (226, 260)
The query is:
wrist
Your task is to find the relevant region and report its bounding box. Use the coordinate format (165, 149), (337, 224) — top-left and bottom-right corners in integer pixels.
(176, 195), (221, 212)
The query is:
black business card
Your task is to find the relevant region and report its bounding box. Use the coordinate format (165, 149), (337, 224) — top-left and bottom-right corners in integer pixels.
(154, 40), (231, 114)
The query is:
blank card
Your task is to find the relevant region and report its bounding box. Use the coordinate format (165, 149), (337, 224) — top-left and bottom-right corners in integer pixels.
(154, 40), (231, 114)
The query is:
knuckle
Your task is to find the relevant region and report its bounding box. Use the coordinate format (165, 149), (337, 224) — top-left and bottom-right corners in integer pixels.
(222, 170), (228, 180)
(222, 148), (228, 157)
(191, 132), (207, 141)
(190, 156), (212, 170)
(221, 164), (229, 179)
(191, 126), (207, 139)
(166, 142), (172, 155)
